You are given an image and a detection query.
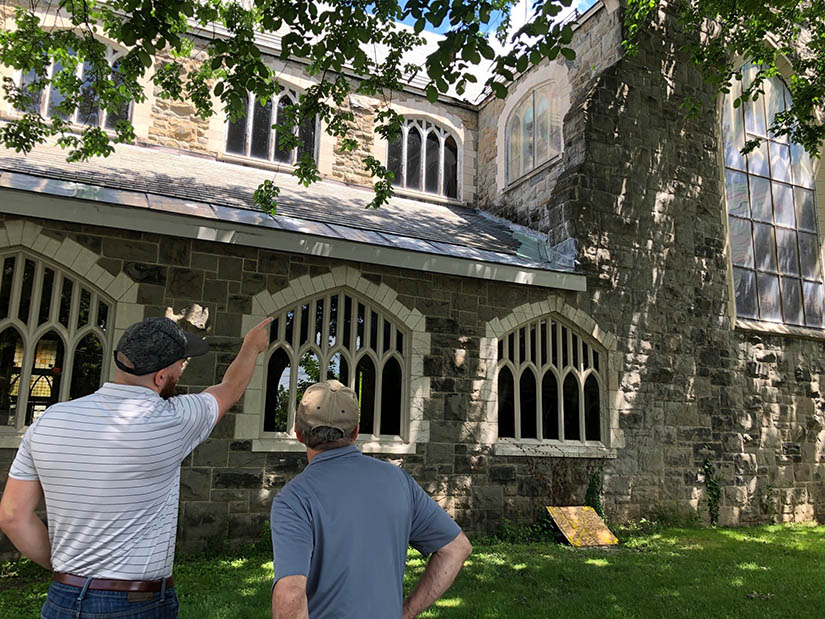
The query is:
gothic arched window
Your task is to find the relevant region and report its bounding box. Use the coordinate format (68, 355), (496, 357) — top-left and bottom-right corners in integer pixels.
(506, 83), (562, 183)
(722, 63), (823, 327)
(225, 89), (317, 165)
(263, 289), (407, 439)
(0, 250), (113, 431)
(18, 46), (131, 129)
(497, 316), (604, 444)
(387, 119), (460, 199)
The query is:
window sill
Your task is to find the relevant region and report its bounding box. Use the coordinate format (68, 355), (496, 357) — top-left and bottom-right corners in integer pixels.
(504, 153), (563, 193)
(392, 186), (465, 207)
(494, 440), (616, 458)
(0, 432), (24, 449)
(734, 318), (825, 342)
(252, 435), (419, 454)
(217, 152), (298, 174)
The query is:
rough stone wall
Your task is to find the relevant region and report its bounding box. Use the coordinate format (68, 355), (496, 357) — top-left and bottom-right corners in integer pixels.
(476, 3), (624, 244)
(0, 213), (598, 557)
(329, 94), (376, 186)
(144, 50), (213, 154)
(476, 6), (825, 525)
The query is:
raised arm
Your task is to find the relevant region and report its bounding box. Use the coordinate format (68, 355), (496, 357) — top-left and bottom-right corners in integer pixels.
(0, 477), (50, 569)
(205, 317), (272, 420)
(272, 574), (308, 619)
(402, 531), (472, 619)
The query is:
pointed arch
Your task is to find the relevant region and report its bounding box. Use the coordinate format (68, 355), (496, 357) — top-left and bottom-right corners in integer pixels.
(239, 266), (429, 454)
(0, 219), (139, 441)
(484, 295), (621, 458)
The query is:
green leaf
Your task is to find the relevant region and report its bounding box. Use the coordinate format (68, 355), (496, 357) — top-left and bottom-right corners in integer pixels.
(560, 47), (576, 61)
(138, 50), (152, 67)
(426, 84), (439, 103)
(491, 81), (507, 99)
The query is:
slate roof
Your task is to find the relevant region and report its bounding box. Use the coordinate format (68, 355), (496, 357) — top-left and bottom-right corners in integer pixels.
(0, 143), (573, 274)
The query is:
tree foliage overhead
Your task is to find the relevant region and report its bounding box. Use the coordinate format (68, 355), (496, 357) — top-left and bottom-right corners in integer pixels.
(624, 0), (825, 158)
(0, 0), (577, 210)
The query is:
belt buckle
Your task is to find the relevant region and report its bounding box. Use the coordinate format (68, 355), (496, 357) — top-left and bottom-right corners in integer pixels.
(127, 592), (154, 602)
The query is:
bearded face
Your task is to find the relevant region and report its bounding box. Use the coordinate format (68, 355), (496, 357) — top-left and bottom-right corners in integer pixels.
(159, 373), (179, 399)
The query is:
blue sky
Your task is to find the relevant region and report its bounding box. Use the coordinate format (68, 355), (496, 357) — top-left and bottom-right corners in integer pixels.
(397, 0), (599, 36)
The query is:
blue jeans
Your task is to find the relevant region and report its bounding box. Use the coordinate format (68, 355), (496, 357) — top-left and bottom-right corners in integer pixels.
(41, 580), (178, 618)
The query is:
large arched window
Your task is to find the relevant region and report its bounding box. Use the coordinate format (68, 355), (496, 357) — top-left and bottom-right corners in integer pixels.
(225, 89), (317, 165)
(18, 46), (131, 129)
(496, 315), (604, 444)
(263, 289), (407, 439)
(387, 118), (459, 199)
(506, 84), (562, 183)
(722, 63), (823, 328)
(0, 250), (114, 431)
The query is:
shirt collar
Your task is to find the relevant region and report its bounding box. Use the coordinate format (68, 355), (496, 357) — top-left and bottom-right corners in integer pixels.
(307, 443), (362, 467)
(97, 382), (162, 400)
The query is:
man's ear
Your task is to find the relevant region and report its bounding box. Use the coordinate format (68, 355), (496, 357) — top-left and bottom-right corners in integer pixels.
(352, 423), (359, 441)
(153, 369), (165, 389)
(294, 425), (306, 445)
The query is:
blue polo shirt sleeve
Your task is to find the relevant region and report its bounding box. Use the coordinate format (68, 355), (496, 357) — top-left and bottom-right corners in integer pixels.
(270, 485), (314, 583)
(405, 471), (461, 557)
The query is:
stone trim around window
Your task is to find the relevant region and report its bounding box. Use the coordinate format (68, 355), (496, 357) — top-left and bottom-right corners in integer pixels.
(237, 265), (431, 454)
(0, 219), (141, 448)
(481, 296), (622, 458)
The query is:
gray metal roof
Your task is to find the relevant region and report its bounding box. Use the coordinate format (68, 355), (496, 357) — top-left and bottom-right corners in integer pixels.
(0, 143), (576, 277)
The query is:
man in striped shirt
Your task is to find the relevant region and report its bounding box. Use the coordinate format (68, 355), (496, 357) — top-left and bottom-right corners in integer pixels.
(0, 315), (272, 618)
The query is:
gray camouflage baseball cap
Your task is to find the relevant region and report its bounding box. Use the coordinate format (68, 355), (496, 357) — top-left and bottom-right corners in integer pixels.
(114, 317), (209, 375)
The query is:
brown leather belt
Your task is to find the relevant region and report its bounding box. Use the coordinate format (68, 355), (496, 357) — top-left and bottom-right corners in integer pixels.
(54, 572), (174, 592)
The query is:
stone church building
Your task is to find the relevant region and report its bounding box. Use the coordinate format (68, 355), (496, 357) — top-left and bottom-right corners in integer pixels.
(1, 0), (824, 552)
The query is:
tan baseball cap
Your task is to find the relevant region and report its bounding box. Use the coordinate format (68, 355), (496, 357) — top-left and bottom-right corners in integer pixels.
(297, 380), (359, 434)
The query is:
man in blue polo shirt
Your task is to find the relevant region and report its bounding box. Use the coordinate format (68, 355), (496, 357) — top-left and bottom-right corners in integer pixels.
(270, 380), (471, 618)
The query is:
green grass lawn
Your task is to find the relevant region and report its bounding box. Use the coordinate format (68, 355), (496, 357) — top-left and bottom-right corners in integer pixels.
(2, 524), (824, 618)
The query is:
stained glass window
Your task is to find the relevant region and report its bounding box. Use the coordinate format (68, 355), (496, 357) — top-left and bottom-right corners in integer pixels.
(17, 47), (132, 128)
(385, 118), (460, 198)
(0, 250), (114, 431)
(722, 63), (823, 328)
(225, 89), (316, 165)
(507, 83), (562, 183)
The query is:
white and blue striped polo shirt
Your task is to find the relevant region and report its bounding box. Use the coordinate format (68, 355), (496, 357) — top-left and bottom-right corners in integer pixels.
(9, 383), (218, 580)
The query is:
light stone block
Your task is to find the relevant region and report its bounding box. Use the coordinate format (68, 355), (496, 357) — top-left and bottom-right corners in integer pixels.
(345, 268), (361, 288)
(70, 248), (97, 277)
(279, 287), (297, 306)
(94, 269), (115, 290)
(256, 291), (276, 315)
(234, 414), (261, 439)
(479, 337), (497, 361)
(410, 376), (430, 400)
(43, 239), (60, 258)
(320, 273), (336, 291)
(487, 318), (502, 338)
(85, 264), (106, 287)
(269, 291), (287, 311)
(243, 389), (263, 414)
(120, 283), (139, 304)
(242, 314), (262, 333)
(329, 265), (348, 284)
(411, 331), (430, 355)
(114, 303), (144, 329)
(21, 221), (41, 247)
(408, 419), (429, 443)
(251, 296), (267, 317)
(107, 272), (133, 300)
(54, 239), (83, 267)
(411, 355), (423, 376)
(4, 220), (23, 245)
(0, 228), (10, 248)
(294, 275), (312, 300)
